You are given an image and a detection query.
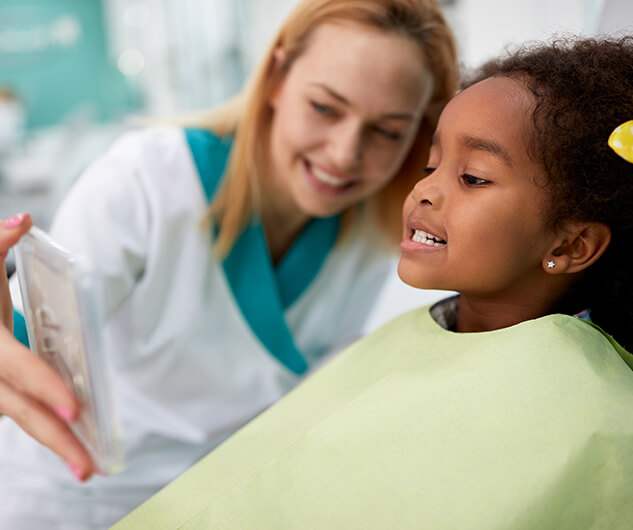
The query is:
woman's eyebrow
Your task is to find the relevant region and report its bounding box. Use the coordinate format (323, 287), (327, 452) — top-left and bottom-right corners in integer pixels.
(310, 82), (349, 105)
(309, 82), (418, 120)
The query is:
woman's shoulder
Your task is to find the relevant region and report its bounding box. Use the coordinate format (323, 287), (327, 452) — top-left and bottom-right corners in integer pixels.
(182, 127), (230, 149)
(74, 126), (203, 194)
(104, 126), (190, 164)
(54, 126), (210, 235)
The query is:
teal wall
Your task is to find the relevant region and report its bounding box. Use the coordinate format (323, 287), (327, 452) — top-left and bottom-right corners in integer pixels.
(0, 0), (138, 129)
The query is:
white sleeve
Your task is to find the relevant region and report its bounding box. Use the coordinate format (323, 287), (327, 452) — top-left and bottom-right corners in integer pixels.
(49, 130), (153, 318)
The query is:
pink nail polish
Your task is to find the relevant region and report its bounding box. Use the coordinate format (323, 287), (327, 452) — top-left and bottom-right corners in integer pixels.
(68, 462), (86, 481)
(3, 213), (27, 228)
(55, 406), (73, 422)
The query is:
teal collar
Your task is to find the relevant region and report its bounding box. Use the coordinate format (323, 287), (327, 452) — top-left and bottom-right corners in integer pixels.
(13, 308), (29, 347)
(186, 128), (339, 374)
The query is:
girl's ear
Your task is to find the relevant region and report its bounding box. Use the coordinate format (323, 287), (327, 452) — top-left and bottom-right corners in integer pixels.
(268, 47), (288, 109)
(543, 222), (611, 274)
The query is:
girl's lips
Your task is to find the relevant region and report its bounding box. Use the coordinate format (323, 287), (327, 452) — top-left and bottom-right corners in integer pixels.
(406, 219), (447, 243)
(303, 160), (356, 195)
(400, 221), (447, 252)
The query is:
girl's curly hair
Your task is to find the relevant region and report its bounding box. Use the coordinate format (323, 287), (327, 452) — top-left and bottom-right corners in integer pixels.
(466, 36), (633, 351)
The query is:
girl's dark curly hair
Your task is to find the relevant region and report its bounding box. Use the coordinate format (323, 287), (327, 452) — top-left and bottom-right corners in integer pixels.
(466, 36), (633, 351)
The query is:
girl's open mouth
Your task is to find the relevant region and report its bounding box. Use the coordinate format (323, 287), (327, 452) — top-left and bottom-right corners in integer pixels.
(410, 228), (447, 247)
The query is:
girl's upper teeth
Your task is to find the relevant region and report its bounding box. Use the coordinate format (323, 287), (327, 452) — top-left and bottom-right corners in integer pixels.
(312, 166), (347, 187)
(412, 229), (446, 246)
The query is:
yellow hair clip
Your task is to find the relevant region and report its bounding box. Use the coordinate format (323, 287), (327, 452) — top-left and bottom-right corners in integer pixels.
(608, 120), (633, 163)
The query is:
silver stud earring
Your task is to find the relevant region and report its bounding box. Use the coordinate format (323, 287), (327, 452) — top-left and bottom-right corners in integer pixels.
(547, 260), (556, 269)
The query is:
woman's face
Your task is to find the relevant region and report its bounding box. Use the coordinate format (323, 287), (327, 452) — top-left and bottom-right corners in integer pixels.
(267, 22), (433, 221)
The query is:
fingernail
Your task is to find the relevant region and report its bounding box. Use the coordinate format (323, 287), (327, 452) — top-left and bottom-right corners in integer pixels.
(3, 213), (27, 228)
(55, 406), (74, 422)
(68, 462), (87, 482)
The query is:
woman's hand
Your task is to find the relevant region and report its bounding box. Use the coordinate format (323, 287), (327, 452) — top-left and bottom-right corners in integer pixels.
(0, 213), (97, 481)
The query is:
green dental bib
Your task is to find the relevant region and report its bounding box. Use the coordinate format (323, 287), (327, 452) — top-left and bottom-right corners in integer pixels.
(114, 305), (633, 529)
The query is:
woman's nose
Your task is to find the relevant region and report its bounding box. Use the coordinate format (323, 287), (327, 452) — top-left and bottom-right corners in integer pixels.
(327, 121), (363, 170)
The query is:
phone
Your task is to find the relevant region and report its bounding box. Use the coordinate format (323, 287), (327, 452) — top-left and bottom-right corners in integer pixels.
(14, 226), (124, 474)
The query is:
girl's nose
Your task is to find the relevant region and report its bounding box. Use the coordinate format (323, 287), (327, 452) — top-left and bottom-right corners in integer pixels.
(411, 170), (443, 206)
(327, 121), (363, 170)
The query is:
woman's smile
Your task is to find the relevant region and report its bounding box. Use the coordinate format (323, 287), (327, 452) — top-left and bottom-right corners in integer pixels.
(303, 159), (357, 194)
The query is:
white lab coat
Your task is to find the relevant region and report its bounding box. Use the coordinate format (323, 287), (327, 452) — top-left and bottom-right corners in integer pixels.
(0, 127), (393, 529)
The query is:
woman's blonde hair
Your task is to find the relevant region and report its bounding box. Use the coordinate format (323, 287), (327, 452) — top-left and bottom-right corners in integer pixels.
(192, 0), (458, 256)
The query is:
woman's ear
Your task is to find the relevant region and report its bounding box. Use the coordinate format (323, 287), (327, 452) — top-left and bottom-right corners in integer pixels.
(543, 222), (611, 274)
(272, 46), (287, 71)
(268, 46), (288, 108)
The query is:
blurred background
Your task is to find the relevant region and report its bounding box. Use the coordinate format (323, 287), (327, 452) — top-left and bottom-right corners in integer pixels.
(1, 0), (632, 329)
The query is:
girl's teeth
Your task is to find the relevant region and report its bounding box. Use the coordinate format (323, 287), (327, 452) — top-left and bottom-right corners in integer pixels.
(411, 229), (446, 247)
(312, 166), (347, 187)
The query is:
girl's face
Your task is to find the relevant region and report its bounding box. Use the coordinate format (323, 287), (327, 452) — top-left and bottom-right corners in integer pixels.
(399, 76), (559, 301)
(267, 22), (433, 221)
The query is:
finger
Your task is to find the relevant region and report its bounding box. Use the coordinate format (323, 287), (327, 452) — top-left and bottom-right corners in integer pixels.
(0, 214), (31, 328)
(0, 213), (33, 260)
(0, 377), (95, 481)
(0, 326), (80, 423)
(0, 268), (12, 330)
(0, 214), (33, 326)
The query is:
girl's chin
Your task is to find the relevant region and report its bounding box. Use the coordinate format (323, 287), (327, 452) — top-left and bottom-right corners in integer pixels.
(396, 259), (441, 290)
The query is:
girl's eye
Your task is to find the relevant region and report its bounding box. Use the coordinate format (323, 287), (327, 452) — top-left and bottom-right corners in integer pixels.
(423, 167), (436, 176)
(373, 126), (402, 141)
(310, 101), (336, 116)
(462, 174), (489, 186)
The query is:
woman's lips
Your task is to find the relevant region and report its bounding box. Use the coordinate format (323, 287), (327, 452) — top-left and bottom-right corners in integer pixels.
(303, 160), (355, 195)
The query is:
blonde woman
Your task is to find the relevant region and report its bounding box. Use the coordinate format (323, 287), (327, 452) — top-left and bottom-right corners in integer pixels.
(0, 0), (457, 527)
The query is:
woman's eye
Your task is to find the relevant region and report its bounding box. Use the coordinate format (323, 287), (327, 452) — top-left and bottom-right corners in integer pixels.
(462, 174), (489, 186)
(310, 101), (336, 116)
(423, 167), (436, 176)
(374, 126), (402, 141)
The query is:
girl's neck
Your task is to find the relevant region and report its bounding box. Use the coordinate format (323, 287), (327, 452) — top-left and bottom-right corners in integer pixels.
(456, 281), (572, 333)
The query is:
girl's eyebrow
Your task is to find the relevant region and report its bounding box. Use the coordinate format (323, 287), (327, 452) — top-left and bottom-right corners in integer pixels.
(431, 132), (514, 168)
(462, 134), (514, 168)
(308, 82), (418, 121)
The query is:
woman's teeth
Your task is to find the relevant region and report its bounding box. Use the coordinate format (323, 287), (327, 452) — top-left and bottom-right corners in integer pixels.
(312, 166), (347, 187)
(411, 229), (446, 247)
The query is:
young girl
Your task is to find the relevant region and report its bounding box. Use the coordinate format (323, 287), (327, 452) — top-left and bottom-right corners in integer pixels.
(0, 1), (457, 528)
(113, 36), (633, 529)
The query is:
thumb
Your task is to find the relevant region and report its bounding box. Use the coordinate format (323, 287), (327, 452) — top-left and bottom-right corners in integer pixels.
(0, 213), (33, 261)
